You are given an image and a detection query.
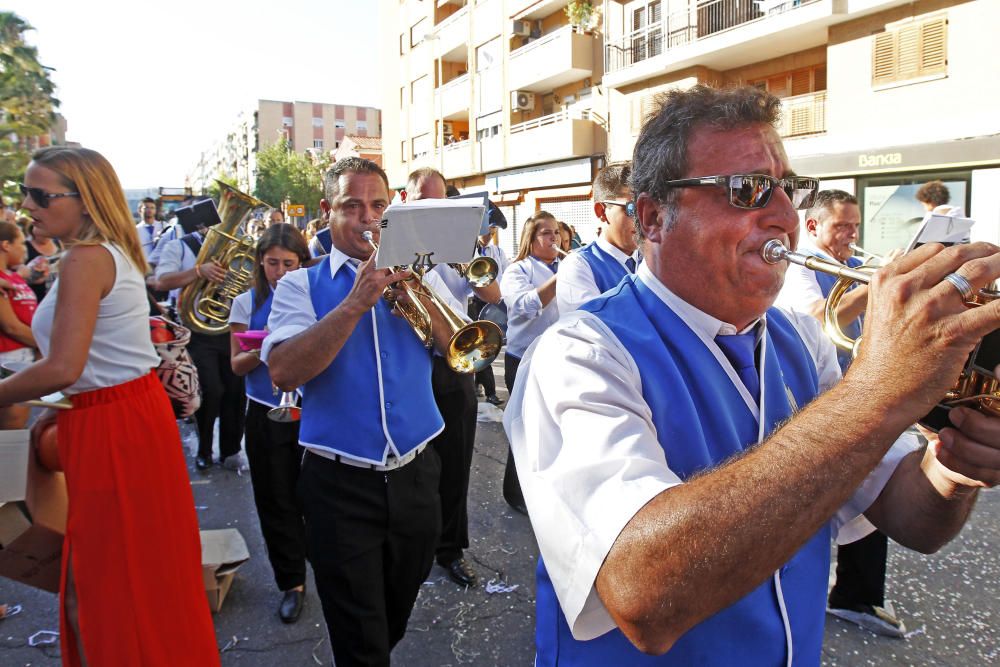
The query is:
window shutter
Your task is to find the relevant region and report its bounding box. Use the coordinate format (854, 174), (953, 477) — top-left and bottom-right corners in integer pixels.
(872, 31), (897, 85)
(920, 17), (947, 75)
(873, 16), (947, 86)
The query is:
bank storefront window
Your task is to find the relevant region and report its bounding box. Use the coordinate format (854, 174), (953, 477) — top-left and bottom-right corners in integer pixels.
(858, 172), (969, 256)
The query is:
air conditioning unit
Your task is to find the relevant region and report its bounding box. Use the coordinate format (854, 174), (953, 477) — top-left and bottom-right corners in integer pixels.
(512, 90), (535, 111)
(511, 19), (531, 36)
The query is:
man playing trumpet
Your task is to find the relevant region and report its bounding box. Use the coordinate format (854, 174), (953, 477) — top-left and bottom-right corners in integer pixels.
(776, 189), (906, 636)
(264, 157), (461, 666)
(505, 85), (1000, 665)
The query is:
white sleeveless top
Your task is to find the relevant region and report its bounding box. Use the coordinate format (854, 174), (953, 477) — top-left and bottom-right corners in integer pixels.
(32, 242), (161, 395)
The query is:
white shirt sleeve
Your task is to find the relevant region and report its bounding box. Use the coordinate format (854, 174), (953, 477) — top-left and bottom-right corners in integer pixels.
(228, 291), (253, 326)
(262, 268), (316, 362)
(775, 263), (825, 315)
(148, 225), (175, 267)
(154, 238), (189, 278)
(501, 260), (544, 320)
(503, 312), (682, 640)
(308, 235), (326, 258)
(556, 252), (600, 315)
(423, 270), (471, 323)
(778, 307), (922, 542)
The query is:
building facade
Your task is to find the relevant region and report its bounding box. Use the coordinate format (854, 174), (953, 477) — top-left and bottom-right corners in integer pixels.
(381, 0), (611, 255)
(384, 0), (1000, 256)
(189, 100), (383, 196)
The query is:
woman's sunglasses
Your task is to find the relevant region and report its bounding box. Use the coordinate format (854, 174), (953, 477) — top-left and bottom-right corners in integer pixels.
(19, 184), (80, 209)
(661, 174), (819, 210)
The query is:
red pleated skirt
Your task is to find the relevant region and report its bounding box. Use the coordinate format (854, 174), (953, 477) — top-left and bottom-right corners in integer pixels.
(57, 372), (219, 666)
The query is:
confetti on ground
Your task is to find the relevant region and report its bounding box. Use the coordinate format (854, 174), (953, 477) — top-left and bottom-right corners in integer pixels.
(28, 630), (58, 646)
(485, 578), (519, 594)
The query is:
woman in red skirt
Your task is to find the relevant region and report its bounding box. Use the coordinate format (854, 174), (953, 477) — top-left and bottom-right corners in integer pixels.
(5, 147), (219, 666)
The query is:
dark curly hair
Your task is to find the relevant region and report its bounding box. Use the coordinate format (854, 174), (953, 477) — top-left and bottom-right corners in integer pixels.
(915, 180), (950, 208)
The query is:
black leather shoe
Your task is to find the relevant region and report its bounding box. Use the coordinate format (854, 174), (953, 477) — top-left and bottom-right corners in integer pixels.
(443, 558), (477, 587)
(279, 588), (305, 624)
(195, 456), (211, 470)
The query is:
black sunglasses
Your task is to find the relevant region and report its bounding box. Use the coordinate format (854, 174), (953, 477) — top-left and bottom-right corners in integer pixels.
(19, 183), (81, 209)
(597, 200), (637, 217)
(661, 174), (818, 210)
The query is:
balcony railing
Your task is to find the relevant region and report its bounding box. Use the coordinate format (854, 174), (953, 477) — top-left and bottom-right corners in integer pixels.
(605, 0), (820, 73)
(510, 107), (606, 134)
(776, 90), (826, 137)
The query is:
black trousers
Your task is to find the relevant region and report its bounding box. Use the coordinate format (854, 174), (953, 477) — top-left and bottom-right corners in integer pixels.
(829, 529), (889, 608)
(502, 354), (525, 509)
(187, 332), (245, 460)
(244, 400), (307, 592)
(429, 357), (478, 564)
(468, 298), (497, 396)
(299, 449), (441, 667)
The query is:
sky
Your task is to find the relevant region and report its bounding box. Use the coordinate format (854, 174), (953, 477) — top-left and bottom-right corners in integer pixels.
(8, 0), (382, 189)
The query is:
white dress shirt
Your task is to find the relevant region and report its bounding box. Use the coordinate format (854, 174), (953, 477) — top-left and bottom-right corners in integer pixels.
(499, 255), (560, 358)
(774, 240), (829, 315)
(503, 261), (920, 641)
(148, 222), (179, 267)
(153, 232), (202, 303)
(262, 246), (464, 362)
(136, 220), (164, 260)
(556, 236), (640, 315)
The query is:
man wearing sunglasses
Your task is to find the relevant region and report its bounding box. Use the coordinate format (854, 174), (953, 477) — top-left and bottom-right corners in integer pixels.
(505, 85), (1000, 665)
(555, 162), (641, 314)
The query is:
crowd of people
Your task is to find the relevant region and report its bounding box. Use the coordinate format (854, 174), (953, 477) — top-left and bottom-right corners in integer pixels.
(3, 84), (999, 667)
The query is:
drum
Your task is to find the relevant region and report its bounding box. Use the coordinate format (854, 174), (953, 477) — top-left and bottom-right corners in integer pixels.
(479, 302), (508, 343)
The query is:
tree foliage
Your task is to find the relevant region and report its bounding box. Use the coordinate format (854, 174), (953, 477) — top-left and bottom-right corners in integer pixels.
(0, 12), (59, 195)
(253, 139), (328, 215)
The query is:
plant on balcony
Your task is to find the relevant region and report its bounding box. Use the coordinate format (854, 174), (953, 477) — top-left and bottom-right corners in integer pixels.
(565, 0), (598, 34)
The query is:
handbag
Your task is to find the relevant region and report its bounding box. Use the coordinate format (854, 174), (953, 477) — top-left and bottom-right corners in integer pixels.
(149, 316), (202, 418)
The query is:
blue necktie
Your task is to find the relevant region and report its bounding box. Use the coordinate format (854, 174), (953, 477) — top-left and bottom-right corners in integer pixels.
(715, 332), (759, 402)
(625, 257), (637, 274)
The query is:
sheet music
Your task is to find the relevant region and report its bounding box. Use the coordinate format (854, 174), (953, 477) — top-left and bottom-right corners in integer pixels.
(375, 199), (485, 269)
(906, 213), (974, 252)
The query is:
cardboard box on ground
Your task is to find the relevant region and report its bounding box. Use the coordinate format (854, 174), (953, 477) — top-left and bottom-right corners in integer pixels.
(0, 428), (251, 612)
(0, 429), (64, 593)
(201, 528), (250, 612)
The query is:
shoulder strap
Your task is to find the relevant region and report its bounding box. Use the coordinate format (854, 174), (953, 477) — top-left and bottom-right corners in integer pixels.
(181, 233), (203, 257)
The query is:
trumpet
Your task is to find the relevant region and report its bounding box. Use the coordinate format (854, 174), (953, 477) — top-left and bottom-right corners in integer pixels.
(761, 239), (1000, 428)
(362, 232), (503, 374)
(450, 246), (499, 288)
(268, 390), (301, 423)
(551, 244), (570, 258)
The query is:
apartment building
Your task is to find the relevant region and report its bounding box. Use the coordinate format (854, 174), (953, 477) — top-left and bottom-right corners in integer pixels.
(381, 0), (611, 254)
(190, 100), (382, 195)
(602, 0), (1000, 253)
(384, 0), (999, 256)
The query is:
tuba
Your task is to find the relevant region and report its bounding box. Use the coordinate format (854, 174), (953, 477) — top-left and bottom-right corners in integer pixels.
(177, 182), (268, 335)
(362, 232), (503, 374)
(761, 239), (1000, 430)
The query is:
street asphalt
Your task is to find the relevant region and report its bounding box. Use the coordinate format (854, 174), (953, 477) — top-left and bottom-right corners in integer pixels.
(1, 358), (998, 665)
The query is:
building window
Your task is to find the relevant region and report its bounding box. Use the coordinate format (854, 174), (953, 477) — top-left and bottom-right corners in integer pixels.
(401, 140), (407, 162)
(410, 18), (427, 47)
(313, 139), (324, 149)
(356, 120), (368, 132)
(873, 15), (947, 87)
(412, 133), (430, 159)
(399, 33), (405, 55)
(282, 116), (293, 127)
(749, 64), (826, 98)
(335, 120), (346, 129)
(311, 117), (323, 128)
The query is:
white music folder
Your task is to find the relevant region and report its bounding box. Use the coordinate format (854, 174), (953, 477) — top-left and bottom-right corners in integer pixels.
(375, 199), (485, 269)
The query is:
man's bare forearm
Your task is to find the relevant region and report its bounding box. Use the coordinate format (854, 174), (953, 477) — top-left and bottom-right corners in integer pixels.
(807, 284), (868, 329)
(155, 267), (198, 291)
(269, 301), (367, 390)
(595, 376), (915, 654)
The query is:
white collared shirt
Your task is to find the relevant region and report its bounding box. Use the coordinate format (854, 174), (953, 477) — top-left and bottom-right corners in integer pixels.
(775, 241), (835, 315)
(556, 236), (640, 314)
(153, 231), (203, 302)
(136, 220), (164, 259)
(499, 255), (560, 358)
(503, 261), (919, 641)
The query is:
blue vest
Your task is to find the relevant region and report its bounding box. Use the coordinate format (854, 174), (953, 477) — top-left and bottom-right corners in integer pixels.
(577, 242), (631, 295)
(806, 251), (863, 373)
(535, 277), (829, 667)
(246, 289), (278, 407)
(313, 227), (332, 256)
(298, 256), (443, 463)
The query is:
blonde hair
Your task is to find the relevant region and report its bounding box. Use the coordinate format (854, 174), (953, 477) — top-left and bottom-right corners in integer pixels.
(514, 210), (557, 262)
(30, 147), (148, 274)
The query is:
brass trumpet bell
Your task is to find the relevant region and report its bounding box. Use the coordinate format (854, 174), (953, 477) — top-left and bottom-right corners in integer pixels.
(451, 256), (499, 288)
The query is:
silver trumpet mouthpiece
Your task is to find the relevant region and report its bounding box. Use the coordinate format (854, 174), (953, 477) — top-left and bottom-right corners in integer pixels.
(761, 239), (789, 264)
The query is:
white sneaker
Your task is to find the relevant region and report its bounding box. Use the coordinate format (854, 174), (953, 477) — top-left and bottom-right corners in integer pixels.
(221, 452), (248, 472)
(827, 601), (906, 638)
